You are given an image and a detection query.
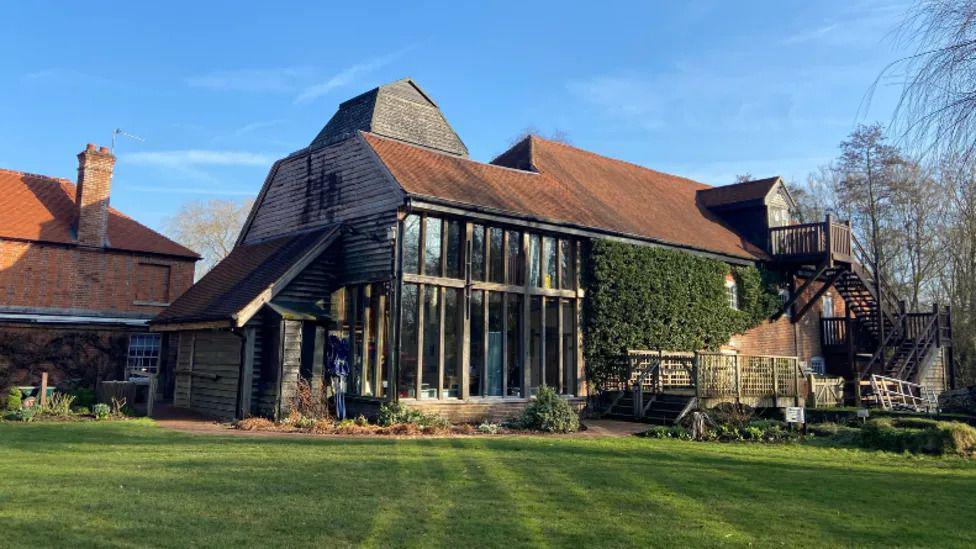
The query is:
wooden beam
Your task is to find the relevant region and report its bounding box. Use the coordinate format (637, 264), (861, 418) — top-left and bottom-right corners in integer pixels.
(772, 259), (830, 321)
(794, 268), (844, 322)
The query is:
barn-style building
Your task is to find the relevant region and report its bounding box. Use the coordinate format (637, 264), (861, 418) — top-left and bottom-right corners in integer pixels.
(152, 78), (953, 422)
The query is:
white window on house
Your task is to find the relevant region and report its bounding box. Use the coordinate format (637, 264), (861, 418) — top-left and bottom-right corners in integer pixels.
(810, 356), (826, 375)
(822, 294), (835, 318)
(127, 333), (162, 377)
(726, 277), (739, 310)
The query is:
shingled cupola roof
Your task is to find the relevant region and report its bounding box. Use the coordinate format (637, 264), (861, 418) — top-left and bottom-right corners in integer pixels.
(310, 77), (468, 157)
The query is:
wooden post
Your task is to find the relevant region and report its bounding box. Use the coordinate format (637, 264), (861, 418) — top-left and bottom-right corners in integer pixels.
(824, 213), (833, 262)
(933, 303), (941, 348)
(733, 355), (742, 402)
(147, 376), (157, 418)
(39, 372), (48, 408)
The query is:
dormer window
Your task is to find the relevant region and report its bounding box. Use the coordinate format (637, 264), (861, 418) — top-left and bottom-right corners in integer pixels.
(725, 275), (739, 310)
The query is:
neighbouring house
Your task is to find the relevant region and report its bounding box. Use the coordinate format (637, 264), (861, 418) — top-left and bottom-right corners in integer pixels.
(0, 144), (198, 396)
(152, 78), (953, 422)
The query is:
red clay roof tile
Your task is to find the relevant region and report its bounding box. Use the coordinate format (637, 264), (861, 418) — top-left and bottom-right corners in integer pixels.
(363, 133), (762, 260)
(0, 168), (198, 259)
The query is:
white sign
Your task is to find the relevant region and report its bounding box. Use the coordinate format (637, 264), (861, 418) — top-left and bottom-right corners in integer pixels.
(856, 408), (870, 419)
(785, 406), (805, 424)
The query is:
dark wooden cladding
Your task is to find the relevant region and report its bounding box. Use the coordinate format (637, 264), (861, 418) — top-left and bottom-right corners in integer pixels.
(243, 138), (403, 242)
(173, 330), (242, 419)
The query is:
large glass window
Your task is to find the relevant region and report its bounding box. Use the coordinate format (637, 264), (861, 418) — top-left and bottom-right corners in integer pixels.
(529, 235), (541, 287)
(445, 220), (462, 279)
(506, 230), (523, 285)
(471, 225), (485, 281)
(543, 237), (557, 289)
(403, 215), (421, 275)
(400, 219), (582, 400)
(443, 288), (461, 398)
(421, 286), (440, 398)
(545, 298), (559, 387)
(487, 292), (504, 396)
(424, 217), (442, 276)
(489, 228), (504, 283)
(469, 290), (484, 396)
(529, 296), (542, 393)
(561, 300), (576, 395)
(398, 284), (419, 398)
(506, 294), (523, 397)
(559, 240), (575, 290)
(370, 286), (389, 398)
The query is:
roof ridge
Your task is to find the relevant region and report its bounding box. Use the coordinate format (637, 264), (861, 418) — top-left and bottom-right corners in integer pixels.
(0, 167), (73, 185)
(528, 135), (713, 189)
(362, 132), (540, 176)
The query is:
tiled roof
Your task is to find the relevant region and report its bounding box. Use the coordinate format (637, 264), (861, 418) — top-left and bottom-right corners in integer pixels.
(0, 168), (198, 258)
(697, 177), (781, 209)
(363, 133), (763, 260)
(152, 228), (337, 325)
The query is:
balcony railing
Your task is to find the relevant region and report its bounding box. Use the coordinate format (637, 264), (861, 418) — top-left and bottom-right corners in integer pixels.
(768, 219), (852, 262)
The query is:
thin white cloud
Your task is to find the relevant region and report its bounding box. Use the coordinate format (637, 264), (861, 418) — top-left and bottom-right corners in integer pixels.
(783, 23), (839, 45)
(294, 48), (413, 104)
(185, 67), (313, 92)
(124, 185), (256, 196)
(124, 150), (274, 167)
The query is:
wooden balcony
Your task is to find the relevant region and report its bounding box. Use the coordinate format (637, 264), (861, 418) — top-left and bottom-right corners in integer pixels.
(768, 219), (852, 264)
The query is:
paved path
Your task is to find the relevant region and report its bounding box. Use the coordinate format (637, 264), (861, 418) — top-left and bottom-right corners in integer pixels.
(151, 405), (647, 439)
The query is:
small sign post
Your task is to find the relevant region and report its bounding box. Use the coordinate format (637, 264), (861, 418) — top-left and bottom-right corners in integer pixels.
(857, 408), (870, 425)
(785, 406), (805, 434)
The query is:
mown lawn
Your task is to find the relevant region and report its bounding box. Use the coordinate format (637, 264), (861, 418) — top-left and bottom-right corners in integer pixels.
(0, 421), (974, 548)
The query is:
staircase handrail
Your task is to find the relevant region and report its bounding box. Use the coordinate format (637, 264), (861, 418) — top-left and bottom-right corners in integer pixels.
(860, 314), (907, 380)
(892, 311), (939, 380)
(850, 232), (902, 319)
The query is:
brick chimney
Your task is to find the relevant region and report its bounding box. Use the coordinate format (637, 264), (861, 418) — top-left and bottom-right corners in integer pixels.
(75, 143), (115, 247)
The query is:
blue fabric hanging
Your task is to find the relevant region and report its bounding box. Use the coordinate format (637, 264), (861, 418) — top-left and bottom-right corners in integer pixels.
(326, 335), (350, 419)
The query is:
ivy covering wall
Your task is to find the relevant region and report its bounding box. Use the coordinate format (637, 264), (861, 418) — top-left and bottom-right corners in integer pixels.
(582, 240), (781, 389)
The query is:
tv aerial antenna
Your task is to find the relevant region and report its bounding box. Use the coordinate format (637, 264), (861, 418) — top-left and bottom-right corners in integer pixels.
(111, 128), (145, 152)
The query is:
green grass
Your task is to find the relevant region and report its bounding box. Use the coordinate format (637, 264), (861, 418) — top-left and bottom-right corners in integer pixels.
(1, 421), (975, 548)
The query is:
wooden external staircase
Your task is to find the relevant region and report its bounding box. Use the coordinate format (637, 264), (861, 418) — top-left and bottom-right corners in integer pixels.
(769, 216), (952, 404)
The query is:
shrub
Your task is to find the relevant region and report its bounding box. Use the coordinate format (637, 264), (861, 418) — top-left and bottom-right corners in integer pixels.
(41, 392), (75, 417)
(235, 417), (276, 431)
(354, 414), (369, 427)
(891, 417), (941, 430)
(376, 403), (449, 429)
(517, 385), (580, 433)
(710, 403), (756, 430)
(640, 425), (689, 439)
(74, 406), (91, 417)
(860, 418), (976, 456)
(295, 415), (317, 430)
(6, 387), (22, 411)
(92, 403), (110, 420)
(15, 407), (36, 422)
(293, 378), (329, 420)
(477, 422), (500, 435)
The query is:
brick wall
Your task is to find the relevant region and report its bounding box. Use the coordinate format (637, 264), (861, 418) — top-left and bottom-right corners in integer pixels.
(730, 281), (845, 365)
(0, 239), (195, 316)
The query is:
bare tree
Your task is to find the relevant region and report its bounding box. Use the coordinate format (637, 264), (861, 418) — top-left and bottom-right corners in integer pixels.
(791, 167), (840, 223)
(885, 0), (976, 162)
(165, 198), (254, 277)
(507, 126), (572, 147)
(888, 158), (945, 308)
(834, 124), (903, 277)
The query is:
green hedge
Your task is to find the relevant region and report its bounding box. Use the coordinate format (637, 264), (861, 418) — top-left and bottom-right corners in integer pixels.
(582, 241), (780, 389)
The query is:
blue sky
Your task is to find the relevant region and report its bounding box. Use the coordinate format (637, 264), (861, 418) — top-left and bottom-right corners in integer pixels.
(0, 1), (913, 232)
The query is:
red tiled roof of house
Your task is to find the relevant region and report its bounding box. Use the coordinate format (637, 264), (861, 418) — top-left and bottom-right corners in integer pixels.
(0, 168), (198, 258)
(363, 133), (763, 260)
